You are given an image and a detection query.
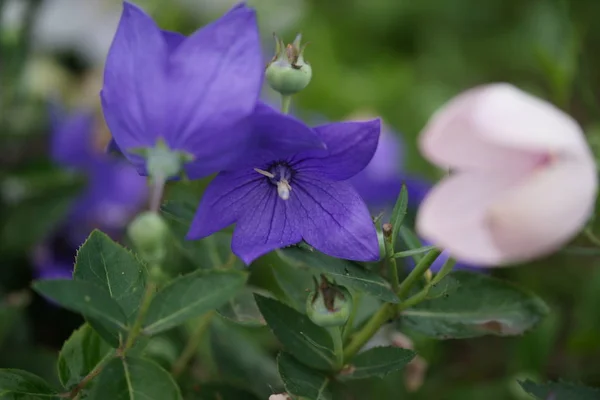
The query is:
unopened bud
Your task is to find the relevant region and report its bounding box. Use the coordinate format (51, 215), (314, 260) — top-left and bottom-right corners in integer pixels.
(127, 211), (169, 265)
(306, 275), (352, 327)
(265, 34), (312, 95)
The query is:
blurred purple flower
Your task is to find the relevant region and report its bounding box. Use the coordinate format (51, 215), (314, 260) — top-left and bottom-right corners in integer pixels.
(348, 122), (480, 272)
(101, 2), (263, 179)
(187, 103), (381, 264)
(33, 107), (147, 279)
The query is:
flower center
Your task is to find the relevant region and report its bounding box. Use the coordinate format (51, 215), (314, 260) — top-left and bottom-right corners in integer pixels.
(254, 162), (294, 201)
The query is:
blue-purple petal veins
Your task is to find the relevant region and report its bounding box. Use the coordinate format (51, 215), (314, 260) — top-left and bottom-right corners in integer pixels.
(349, 124), (481, 272)
(187, 108), (382, 265)
(101, 2), (263, 178)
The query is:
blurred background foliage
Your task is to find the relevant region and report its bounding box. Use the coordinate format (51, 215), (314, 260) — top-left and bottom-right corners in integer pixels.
(1, 0), (600, 399)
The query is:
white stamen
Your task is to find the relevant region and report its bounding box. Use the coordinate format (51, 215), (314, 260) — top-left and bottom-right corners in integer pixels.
(254, 168), (275, 178)
(277, 179), (292, 200)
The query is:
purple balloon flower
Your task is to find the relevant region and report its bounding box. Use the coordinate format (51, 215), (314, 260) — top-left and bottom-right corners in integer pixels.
(349, 122), (480, 271)
(101, 2), (263, 179)
(187, 103), (381, 265)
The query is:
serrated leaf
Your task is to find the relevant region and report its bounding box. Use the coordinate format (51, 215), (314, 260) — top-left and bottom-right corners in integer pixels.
(390, 184), (408, 242)
(0, 369), (59, 398)
(402, 272), (550, 339)
(277, 247), (398, 303)
(254, 295), (335, 371)
(338, 347), (415, 381)
(143, 269), (247, 335)
(519, 379), (600, 400)
(278, 352), (331, 400)
(32, 280), (128, 334)
(57, 323), (112, 390)
(88, 357), (182, 400)
(73, 230), (146, 320)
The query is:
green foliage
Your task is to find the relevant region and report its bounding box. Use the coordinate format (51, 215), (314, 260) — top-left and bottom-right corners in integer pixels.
(143, 269), (247, 335)
(402, 271), (550, 339)
(390, 184), (408, 241)
(0, 369), (58, 398)
(255, 294), (336, 371)
(87, 357), (182, 400)
(338, 346), (416, 381)
(278, 352), (332, 400)
(519, 379), (600, 400)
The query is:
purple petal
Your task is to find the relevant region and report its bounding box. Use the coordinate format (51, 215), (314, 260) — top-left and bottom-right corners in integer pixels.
(101, 2), (169, 170)
(231, 185), (302, 264)
(168, 4), (263, 178)
(161, 29), (185, 52)
(50, 108), (95, 168)
(294, 119), (381, 181)
(293, 176), (380, 261)
(187, 167), (265, 239)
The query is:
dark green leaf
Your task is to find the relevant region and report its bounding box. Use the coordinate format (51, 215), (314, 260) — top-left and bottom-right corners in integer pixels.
(210, 317), (281, 398)
(57, 324), (112, 390)
(88, 357), (182, 400)
(32, 280), (128, 334)
(0, 369), (58, 398)
(338, 347), (415, 381)
(254, 295), (335, 371)
(217, 287), (265, 326)
(144, 269), (247, 335)
(390, 184), (408, 242)
(271, 258), (317, 312)
(519, 379), (600, 400)
(277, 248), (398, 303)
(402, 272), (550, 339)
(278, 352), (331, 400)
(73, 230), (147, 321)
(189, 383), (260, 400)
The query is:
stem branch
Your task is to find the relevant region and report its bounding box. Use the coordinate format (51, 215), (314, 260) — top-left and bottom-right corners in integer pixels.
(397, 249), (442, 299)
(281, 95), (292, 114)
(343, 304), (394, 361)
(171, 312), (214, 377)
(123, 279), (157, 352)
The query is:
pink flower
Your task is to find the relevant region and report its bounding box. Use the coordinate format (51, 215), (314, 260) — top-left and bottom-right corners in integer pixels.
(416, 83), (598, 266)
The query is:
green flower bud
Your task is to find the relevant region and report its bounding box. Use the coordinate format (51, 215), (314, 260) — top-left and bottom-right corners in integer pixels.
(265, 34), (312, 95)
(127, 211), (170, 265)
(306, 276), (352, 328)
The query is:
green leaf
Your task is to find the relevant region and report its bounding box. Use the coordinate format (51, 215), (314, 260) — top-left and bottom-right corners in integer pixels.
(271, 258), (318, 312)
(73, 230), (147, 321)
(390, 184), (408, 241)
(210, 317), (280, 398)
(144, 269), (247, 335)
(32, 280), (128, 333)
(338, 347), (415, 381)
(57, 323), (112, 390)
(217, 287), (265, 327)
(398, 226), (424, 262)
(0, 369), (58, 398)
(277, 247), (398, 303)
(254, 295), (335, 371)
(88, 357), (182, 400)
(277, 352), (331, 400)
(402, 272), (550, 339)
(391, 246), (435, 259)
(519, 379), (600, 400)
(189, 383), (260, 400)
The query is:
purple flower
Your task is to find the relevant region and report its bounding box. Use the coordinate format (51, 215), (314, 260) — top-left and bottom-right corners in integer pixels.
(35, 108), (148, 279)
(348, 122), (481, 272)
(101, 2), (263, 179)
(187, 103), (381, 264)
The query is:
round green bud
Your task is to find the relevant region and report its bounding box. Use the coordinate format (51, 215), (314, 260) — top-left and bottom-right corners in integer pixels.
(306, 285), (352, 328)
(266, 60), (312, 95)
(127, 211), (170, 265)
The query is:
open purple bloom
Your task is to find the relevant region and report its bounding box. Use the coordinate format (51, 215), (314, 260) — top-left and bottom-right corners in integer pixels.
(101, 2), (263, 178)
(348, 122), (481, 272)
(187, 103), (381, 264)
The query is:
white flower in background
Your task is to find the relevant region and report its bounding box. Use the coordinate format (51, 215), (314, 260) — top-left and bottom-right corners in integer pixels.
(269, 394), (291, 400)
(417, 83), (598, 266)
(2, 0), (121, 64)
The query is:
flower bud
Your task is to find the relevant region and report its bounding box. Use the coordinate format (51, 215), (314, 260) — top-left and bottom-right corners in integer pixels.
(127, 211), (170, 265)
(306, 276), (352, 327)
(265, 34), (312, 95)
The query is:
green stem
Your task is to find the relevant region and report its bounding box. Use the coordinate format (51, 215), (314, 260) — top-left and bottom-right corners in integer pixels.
(384, 236), (399, 294)
(584, 228), (600, 248)
(149, 175), (166, 213)
(397, 249), (442, 299)
(281, 95), (292, 114)
(391, 246), (436, 259)
(63, 350), (116, 398)
(342, 291), (361, 343)
(171, 312), (214, 377)
(329, 326), (344, 369)
(343, 304), (394, 361)
(123, 279), (157, 352)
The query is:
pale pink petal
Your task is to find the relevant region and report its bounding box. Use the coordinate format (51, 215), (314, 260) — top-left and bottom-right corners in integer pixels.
(419, 83), (589, 172)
